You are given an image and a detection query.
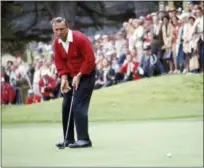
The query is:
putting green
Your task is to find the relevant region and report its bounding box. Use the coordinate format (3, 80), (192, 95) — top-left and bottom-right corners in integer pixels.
(2, 119), (203, 167)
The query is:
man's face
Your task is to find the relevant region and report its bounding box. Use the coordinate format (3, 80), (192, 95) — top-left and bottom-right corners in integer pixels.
(163, 18), (169, 25)
(189, 18), (195, 25)
(145, 49), (151, 55)
(172, 17), (178, 25)
(52, 22), (68, 40)
(196, 9), (203, 17)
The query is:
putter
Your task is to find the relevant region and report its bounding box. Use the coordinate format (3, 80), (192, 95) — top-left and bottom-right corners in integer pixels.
(59, 88), (75, 149)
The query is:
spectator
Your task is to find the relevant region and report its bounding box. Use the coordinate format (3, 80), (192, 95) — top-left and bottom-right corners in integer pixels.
(168, 8), (177, 20)
(192, 6), (204, 72)
(176, 15), (186, 72)
(150, 14), (164, 62)
(120, 54), (140, 82)
(139, 45), (164, 77)
(172, 16), (181, 73)
(25, 89), (41, 105)
(111, 57), (123, 83)
(183, 15), (195, 73)
(102, 58), (116, 87)
(102, 35), (114, 53)
(7, 64), (23, 104)
(115, 32), (126, 58)
(94, 61), (104, 89)
(1, 77), (16, 105)
(127, 19), (135, 51)
(38, 70), (57, 101)
(33, 59), (43, 95)
(118, 45), (128, 67)
(132, 19), (144, 62)
(162, 15), (174, 73)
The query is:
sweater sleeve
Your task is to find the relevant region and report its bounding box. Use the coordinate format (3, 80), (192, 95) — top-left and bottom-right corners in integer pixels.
(77, 32), (96, 75)
(53, 40), (70, 77)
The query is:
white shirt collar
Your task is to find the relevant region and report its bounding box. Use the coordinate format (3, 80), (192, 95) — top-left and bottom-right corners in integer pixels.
(58, 29), (73, 44)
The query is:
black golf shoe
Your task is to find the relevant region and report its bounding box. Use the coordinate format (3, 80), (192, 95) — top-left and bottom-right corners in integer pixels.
(68, 140), (92, 148)
(56, 140), (75, 149)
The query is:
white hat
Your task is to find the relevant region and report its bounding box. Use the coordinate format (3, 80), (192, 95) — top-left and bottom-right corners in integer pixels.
(106, 50), (113, 56)
(41, 69), (50, 76)
(188, 14), (196, 20)
(102, 35), (108, 39)
(139, 16), (145, 21)
(177, 7), (182, 12)
(35, 56), (41, 60)
(94, 34), (101, 41)
(151, 12), (156, 16)
(28, 89), (34, 94)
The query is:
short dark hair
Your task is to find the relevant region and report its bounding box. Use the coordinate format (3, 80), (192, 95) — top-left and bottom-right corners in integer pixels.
(162, 15), (170, 21)
(197, 6), (203, 11)
(50, 17), (69, 27)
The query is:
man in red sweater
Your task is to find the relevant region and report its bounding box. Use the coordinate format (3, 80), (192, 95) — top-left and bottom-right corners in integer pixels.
(25, 89), (41, 105)
(51, 17), (95, 148)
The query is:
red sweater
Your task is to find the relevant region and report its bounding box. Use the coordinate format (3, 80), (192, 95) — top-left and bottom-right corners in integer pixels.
(120, 61), (141, 80)
(53, 30), (96, 77)
(25, 94), (41, 105)
(1, 82), (16, 104)
(38, 76), (57, 97)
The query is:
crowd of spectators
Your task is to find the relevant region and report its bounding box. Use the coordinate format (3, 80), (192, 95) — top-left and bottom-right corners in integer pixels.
(1, 2), (203, 105)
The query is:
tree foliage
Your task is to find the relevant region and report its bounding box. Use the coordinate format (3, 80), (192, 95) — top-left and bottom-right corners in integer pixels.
(1, 1), (157, 54)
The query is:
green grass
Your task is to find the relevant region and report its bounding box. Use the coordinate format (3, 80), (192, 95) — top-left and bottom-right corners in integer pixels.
(2, 120), (203, 167)
(1, 74), (203, 167)
(2, 74), (203, 124)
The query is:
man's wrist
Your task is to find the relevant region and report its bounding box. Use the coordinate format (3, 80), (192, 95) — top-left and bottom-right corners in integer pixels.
(61, 75), (67, 80)
(77, 72), (82, 78)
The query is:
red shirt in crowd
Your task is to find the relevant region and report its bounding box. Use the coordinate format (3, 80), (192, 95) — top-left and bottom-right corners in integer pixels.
(1, 82), (16, 104)
(25, 94), (41, 105)
(120, 61), (141, 80)
(38, 75), (57, 97)
(173, 23), (181, 44)
(53, 30), (95, 77)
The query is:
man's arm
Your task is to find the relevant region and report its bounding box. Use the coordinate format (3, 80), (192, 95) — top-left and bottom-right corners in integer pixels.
(53, 41), (69, 78)
(78, 33), (95, 76)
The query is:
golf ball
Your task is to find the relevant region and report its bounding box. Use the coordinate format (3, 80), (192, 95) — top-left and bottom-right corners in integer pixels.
(166, 152), (172, 158)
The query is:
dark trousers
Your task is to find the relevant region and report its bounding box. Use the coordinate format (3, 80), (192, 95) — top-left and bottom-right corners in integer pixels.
(62, 70), (95, 141)
(198, 38), (204, 72)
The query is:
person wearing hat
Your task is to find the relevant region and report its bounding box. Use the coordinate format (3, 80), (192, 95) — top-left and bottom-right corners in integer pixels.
(168, 8), (177, 20)
(139, 45), (164, 77)
(25, 89), (41, 105)
(182, 14), (196, 73)
(132, 19), (144, 62)
(161, 15), (174, 73)
(51, 17), (95, 148)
